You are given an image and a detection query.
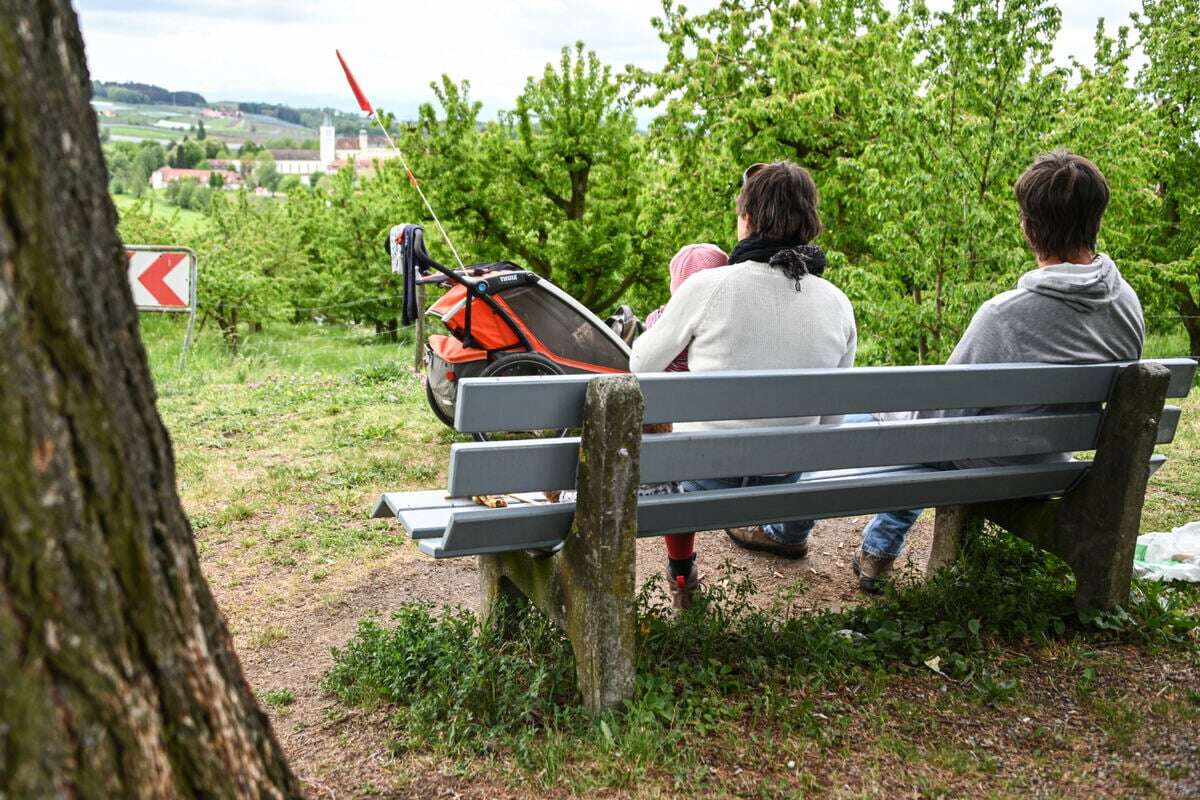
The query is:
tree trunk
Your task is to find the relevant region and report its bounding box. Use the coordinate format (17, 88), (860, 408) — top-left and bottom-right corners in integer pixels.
(0, 2), (302, 797)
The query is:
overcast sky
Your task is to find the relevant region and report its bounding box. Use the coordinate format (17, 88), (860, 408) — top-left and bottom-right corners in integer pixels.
(76, 0), (1145, 121)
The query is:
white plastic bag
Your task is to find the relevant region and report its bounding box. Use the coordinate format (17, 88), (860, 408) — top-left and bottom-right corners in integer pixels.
(1134, 521), (1200, 582)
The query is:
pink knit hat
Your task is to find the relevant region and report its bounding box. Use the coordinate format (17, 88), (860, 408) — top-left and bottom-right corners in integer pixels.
(669, 243), (729, 293)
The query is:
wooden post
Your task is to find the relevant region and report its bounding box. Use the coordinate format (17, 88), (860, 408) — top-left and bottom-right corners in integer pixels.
(954, 363), (1171, 609)
(477, 374), (643, 711)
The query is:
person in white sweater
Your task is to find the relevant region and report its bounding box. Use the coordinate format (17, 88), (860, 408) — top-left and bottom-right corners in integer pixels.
(630, 161), (857, 604)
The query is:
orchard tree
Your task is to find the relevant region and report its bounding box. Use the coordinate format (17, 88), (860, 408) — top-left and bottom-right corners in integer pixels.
(284, 163), (417, 336)
(1135, 0), (1200, 355)
(638, 0), (920, 274)
(413, 45), (655, 312)
(845, 0), (1066, 363)
(1051, 22), (1168, 333)
(0, 0), (302, 795)
(199, 193), (314, 350)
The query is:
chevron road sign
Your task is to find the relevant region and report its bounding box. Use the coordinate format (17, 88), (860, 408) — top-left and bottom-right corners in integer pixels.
(125, 245), (198, 367)
(127, 247), (194, 311)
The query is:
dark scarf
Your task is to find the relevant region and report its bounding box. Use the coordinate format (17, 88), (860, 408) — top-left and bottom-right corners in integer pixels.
(728, 235), (826, 290)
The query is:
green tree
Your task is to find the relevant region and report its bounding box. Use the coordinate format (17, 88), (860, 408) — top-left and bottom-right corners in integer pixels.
(169, 139), (204, 168)
(197, 118), (206, 140)
(411, 44), (652, 311)
(634, 0), (928, 317)
(844, 0), (1066, 363)
(198, 193), (312, 351)
(1135, 0), (1200, 355)
(284, 163), (413, 334)
(252, 152), (281, 192)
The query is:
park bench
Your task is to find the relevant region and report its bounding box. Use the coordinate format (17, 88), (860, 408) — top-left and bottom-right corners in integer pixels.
(374, 359), (1196, 710)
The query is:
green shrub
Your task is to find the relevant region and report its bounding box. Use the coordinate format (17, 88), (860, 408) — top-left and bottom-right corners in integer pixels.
(325, 527), (1200, 769)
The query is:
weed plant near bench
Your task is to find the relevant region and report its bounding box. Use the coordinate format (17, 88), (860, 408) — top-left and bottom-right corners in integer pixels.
(324, 528), (1200, 783)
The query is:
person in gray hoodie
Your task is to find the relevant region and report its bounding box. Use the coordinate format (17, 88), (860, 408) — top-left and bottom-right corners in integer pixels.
(852, 150), (1145, 592)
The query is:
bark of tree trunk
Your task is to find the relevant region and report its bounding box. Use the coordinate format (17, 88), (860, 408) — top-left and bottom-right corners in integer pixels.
(0, 2), (302, 796)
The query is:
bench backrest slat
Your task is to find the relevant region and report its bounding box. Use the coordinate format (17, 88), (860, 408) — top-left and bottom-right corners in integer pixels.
(447, 409), (1183, 497)
(453, 359), (1196, 433)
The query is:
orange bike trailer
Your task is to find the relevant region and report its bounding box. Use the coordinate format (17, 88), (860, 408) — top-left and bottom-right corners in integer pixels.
(389, 224), (632, 437)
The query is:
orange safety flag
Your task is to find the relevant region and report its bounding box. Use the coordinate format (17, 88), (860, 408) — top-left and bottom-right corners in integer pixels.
(335, 49), (373, 115)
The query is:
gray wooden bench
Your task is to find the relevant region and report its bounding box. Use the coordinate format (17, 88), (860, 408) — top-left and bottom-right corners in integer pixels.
(374, 359), (1196, 710)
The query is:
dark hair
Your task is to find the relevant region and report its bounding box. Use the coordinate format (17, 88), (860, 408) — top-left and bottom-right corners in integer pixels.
(1014, 150), (1109, 260)
(736, 161), (821, 242)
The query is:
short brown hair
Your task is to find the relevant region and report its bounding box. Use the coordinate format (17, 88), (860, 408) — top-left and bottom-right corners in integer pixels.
(1014, 151), (1109, 259)
(737, 161), (821, 242)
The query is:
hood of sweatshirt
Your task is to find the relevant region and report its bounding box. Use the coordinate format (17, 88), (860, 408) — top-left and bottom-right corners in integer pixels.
(1016, 253), (1123, 313)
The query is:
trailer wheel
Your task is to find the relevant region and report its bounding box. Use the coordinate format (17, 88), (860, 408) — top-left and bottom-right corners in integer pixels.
(425, 379), (457, 428)
(475, 352), (569, 443)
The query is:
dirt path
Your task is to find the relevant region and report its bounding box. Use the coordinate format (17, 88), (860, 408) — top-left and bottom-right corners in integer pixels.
(207, 514), (935, 796)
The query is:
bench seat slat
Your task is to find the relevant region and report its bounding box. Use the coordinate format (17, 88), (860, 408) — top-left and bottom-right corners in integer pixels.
(449, 412), (1109, 496)
(419, 457), (1165, 558)
(1160, 406), (1182, 444)
(396, 507), (460, 539)
(371, 491), (477, 519)
(387, 467), (934, 537)
(454, 359), (1196, 433)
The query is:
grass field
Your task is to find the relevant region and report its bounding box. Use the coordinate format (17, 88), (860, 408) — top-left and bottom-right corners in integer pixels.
(142, 316), (1199, 798)
(112, 192), (210, 236)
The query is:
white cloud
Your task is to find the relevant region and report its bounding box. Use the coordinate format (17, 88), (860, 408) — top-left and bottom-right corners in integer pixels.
(76, 0), (702, 118)
(76, 0), (1144, 120)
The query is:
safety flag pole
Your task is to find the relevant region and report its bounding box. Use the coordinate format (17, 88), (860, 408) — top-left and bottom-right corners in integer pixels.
(335, 49), (465, 268)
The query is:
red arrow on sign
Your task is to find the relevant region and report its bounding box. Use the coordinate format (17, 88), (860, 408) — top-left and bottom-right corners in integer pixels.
(135, 252), (187, 306)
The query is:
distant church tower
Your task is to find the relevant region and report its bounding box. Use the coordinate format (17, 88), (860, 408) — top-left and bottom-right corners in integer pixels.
(319, 114), (335, 168)
(358, 128), (369, 151)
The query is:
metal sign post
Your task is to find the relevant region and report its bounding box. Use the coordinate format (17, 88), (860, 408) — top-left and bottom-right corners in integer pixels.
(125, 245), (198, 368)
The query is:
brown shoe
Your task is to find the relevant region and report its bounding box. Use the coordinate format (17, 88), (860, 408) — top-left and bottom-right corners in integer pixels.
(852, 547), (895, 593)
(669, 562), (700, 610)
(725, 527), (809, 559)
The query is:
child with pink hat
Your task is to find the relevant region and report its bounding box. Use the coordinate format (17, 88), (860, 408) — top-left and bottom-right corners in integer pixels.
(643, 242), (728, 608)
(645, 243), (729, 372)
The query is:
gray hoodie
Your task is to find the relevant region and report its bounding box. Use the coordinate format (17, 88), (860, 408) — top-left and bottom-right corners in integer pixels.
(948, 253), (1144, 367)
(933, 253), (1144, 465)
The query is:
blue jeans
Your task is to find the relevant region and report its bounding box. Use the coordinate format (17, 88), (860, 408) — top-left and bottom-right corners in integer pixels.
(842, 413), (925, 560)
(680, 473), (815, 545)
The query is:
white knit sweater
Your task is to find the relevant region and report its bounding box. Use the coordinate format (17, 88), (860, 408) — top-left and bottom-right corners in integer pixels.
(629, 260), (857, 431)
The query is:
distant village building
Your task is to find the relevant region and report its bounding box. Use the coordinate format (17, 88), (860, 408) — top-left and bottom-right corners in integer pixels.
(150, 167), (242, 190)
(263, 115), (396, 184)
(270, 149), (325, 179)
(335, 129), (394, 161)
(144, 116), (394, 190)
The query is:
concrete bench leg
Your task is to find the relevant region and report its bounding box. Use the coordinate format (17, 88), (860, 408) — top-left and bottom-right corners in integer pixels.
(477, 374), (643, 712)
(928, 505), (981, 575)
(933, 363), (1171, 610)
